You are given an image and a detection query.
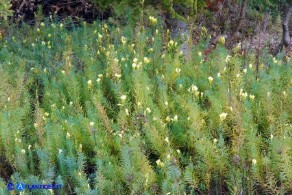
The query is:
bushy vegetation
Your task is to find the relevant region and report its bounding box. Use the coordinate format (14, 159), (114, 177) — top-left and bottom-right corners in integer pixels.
(0, 0), (13, 21)
(0, 12), (292, 194)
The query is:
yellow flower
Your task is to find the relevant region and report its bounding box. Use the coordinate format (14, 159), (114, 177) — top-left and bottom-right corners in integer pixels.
(149, 16), (157, 25)
(168, 40), (177, 48)
(156, 159), (164, 167)
(233, 43), (241, 53)
(114, 73), (121, 79)
(225, 55), (231, 63)
(252, 159), (257, 165)
(164, 101), (168, 106)
(249, 94), (255, 100)
(218, 36), (225, 45)
(272, 57), (278, 64)
(188, 84), (198, 93)
(145, 107), (151, 113)
(21, 149), (26, 154)
(175, 68), (181, 73)
(90, 122), (95, 127)
(219, 113), (228, 121)
(120, 95), (127, 101)
(125, 108), (129, 116)
(87, 80), (92, 87)
(144, 57), (150, 64)
(213, 138), (218, 144)
(242, 92), (248, 99)
(201, 26), (207, 35)
(34, 123), (39, 128)
(283, 91), (287, 97)
(165, 116), (171, 122)
(208, 76), (214, 83)
(165, 137), (169, 143)
(172, 115), (178, 122)
(229, 106), (233, 112)
(120, 36), (127, 45)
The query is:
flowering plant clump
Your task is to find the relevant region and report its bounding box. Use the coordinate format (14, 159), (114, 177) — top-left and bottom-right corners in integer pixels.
(0, 12), (291, 195)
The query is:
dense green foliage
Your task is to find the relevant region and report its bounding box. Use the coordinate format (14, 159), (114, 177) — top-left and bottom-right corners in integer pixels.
(0, 0), (13, 21)
(0, 14), (292, 194)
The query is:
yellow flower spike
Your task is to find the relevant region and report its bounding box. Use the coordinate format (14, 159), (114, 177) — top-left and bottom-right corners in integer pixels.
(164, 101), (168, 106)
(165, 116), (171, 122)
(144, 57), (150, 64)
(252, 159), (257, 165)
(149, 16), (157, 25)
(283, 91), (287, 97)
(213, 138), (218, 144)
(121, 36), (127, 45)
(172, 115), (178, 122)
(218, 36), (225, 45)
(219, 113), (228, 121)
(145, 107), (151, 114)
(114, 73), (121, 79)
(156, 159), (164, 167)
(120, 95), (127, 102)
(164, 137), (169, 143)
(125, 108), (129, 116)
(87, 80), (92, 88)
(225, 55), (231, 63)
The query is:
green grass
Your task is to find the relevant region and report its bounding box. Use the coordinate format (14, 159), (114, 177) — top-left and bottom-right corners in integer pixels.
(0, 16), (291, 194)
